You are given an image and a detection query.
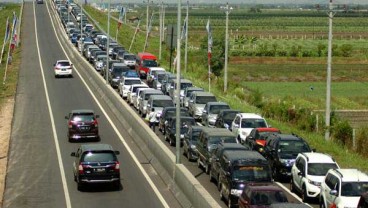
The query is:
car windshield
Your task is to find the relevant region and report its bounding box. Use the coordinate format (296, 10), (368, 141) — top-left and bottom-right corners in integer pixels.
(233, 166), (272, 182)
(278, 140), (311, 154)
(308, 163), (338, 176)
(144, 93), (160, 100)
(196, 96), (217, 104)
(223, 112), (238, 120)
(132, 86), (147, 93)
(57, 61), (71, 67)
(241, 119), (267, 128)
(124, 55), (136, 60)
(152, 100), (174, 108)
(208, 136), (237, 145)
(165, 110), (189, 118)
(172, 119), (195, 131)
(157, 74), (165, 82)
(191, 131), (201, 141)
(341, 182), (368, 197)
(82, 152), (117, 162)
(113, 67), (129, 74)
(209, 105), (230, 114)
(124, 71), (139, 78)
(71, 114), (94, 122)
(97, 57), (107, 62)
(142, 60), (158, 67)
(180, 82), (193, 89)
(250, 190), (288, 205)
(125, 79), (141, 85)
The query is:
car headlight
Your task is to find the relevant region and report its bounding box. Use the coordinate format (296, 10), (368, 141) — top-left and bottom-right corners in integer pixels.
(224, 124), (229, 129)
(190, 144), (196, 149)
(308, 179), (321, 186)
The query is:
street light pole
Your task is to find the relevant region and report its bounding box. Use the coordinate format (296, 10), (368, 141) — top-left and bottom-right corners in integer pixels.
(106, 0), (111, 85)
(184, 0), (188, 72)
(159, 1), (163, 60)
(224, 2), (230, 92)
(175, 0), (182, 164)
(325, 0), (334, 141)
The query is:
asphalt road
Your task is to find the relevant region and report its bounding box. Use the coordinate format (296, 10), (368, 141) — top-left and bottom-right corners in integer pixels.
(3, 2), (180, 208)
(2, 1), (319, 208)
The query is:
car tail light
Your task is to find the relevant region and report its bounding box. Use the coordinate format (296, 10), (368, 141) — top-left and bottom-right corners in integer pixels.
(78, 164), (84, 174)
(68, 121), (73, 128)
(93, 120), (98, 127)
(114, 161), (120, 172)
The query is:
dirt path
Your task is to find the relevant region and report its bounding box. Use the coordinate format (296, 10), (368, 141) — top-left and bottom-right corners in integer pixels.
(0, 98), (15, 206)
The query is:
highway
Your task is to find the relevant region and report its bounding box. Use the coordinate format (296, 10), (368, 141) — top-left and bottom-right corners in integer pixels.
(3, 2), (179, 208)
(2, 1), (319, 208)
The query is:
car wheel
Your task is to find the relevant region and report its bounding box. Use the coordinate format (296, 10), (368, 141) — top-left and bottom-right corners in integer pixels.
(290, 178), (296, 193)
(205, 164), (210, 174)
(113, 181), (120, 190)
(197, 158), (201, 169)
(302, 185), (309, 203)
(217, 177), (221, 191)
(55, 74), (58, 78)
(209, 169), (215, 183)
(77, 182), (83, 191)
(319, 198), (326, 208)
(272, 167), (279, 181)
(219, 185), (225, 201)
(169, 138), (174, 146)
(228, 195), (233, 208)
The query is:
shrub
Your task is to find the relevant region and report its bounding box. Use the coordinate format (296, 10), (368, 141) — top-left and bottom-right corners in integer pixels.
(277, 50), (288, 57)
(247, 89), (264, 108)
(340, 44), (353, 57)
(332, 120), (353, 147)
(356, 127), (368, 157)
(317, 43), (326, 57)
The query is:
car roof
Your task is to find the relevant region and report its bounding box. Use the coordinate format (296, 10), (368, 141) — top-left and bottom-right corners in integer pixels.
(186, 87), (203, 91)
(217, 143), (248, 150)
(149, 67), (166, 71)
(246, 184), (284, 192)
(269, 203), (310, 208)
(223, 150), (267, 162)
(193, 91), (214, 96)
(112, 63), (127, 67)
(238, 113), (264, 119)
(71, 109), (95, 114)
(57, 60), (70, 63)
(255, 127), (280, 132)
(149, 95), (172, 100)
(299, 152), (336, 164)
(80, 144), (114, 152)
(172, 79), (192, 84)
(331, 169), (368, 182)
(202, 128), (236, 137)
(206, 102), (228, 106)
(274, 134), (302, 141)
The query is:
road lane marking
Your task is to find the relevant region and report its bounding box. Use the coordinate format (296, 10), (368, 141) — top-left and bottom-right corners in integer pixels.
(44, 2), (170, 207)
(33, 1), (72, 208)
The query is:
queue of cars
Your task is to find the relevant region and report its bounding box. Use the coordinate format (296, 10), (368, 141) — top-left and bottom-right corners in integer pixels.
(53, 1), (368, 207)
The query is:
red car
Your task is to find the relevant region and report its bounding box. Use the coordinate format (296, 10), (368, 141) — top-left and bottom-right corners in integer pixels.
(238, 184), (288, 207)
(245, 128), (281, 153)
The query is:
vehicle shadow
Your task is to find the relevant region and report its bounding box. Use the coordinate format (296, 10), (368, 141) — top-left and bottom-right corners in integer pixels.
(78, 182), (123, 192)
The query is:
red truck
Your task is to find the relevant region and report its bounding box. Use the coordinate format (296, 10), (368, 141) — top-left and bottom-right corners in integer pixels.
(136, 52), (158, 79)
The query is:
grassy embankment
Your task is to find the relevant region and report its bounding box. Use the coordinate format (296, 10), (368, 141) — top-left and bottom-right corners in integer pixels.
(85, 5), (368, 172)
(0, 4), (21, 107)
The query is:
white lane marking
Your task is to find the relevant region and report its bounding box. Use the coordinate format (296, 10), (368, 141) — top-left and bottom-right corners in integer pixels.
(275, 181), (312, 207)
(45, 2), (170, 208)
(33, 1), (72, 208)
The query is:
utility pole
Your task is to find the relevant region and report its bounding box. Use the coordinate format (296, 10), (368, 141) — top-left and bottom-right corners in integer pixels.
(224, 2), (231, 92)
(184, 0), (188, 72)
(175, 0), (182, 164)
(106, 0), (111, 85)
(80, 0), (83, 39)
(325, 0), (334, 141)
(159, 1), (163, 60)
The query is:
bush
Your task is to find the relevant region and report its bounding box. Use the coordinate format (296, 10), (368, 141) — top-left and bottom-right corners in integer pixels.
(247, 89), (264, 108)
(332, 120), (353, 147)
(340, 44), (353, 57)
(356, 127), (368, 157)
(233, 87), (246, 100)
(317, 43), (326, 57)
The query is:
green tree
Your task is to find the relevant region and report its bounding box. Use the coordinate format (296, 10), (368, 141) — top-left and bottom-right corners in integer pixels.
(200, 33), (225, 77)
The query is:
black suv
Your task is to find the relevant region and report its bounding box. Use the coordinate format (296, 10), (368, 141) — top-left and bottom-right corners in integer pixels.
(71, 144), (120, 190)
(65, 109), (100, 142)
(263, 134), (312, 180)
(218, 150), (272, 208)
(158, 107), (189, 134)
(164, 116), (196, 146)
(209, 143), (250, 186)
(183, 126), (207, 162)
(214, 109), (240, 129)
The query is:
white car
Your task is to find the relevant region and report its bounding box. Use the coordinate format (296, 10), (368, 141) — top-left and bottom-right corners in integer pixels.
(127, 84), (148, 105)
(118, 77), (142, 98)
(231, 113), (268, 143)
(291, 152), (339, 202)
(54, 60), (73, 78)
(320, 169), (368, 208)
